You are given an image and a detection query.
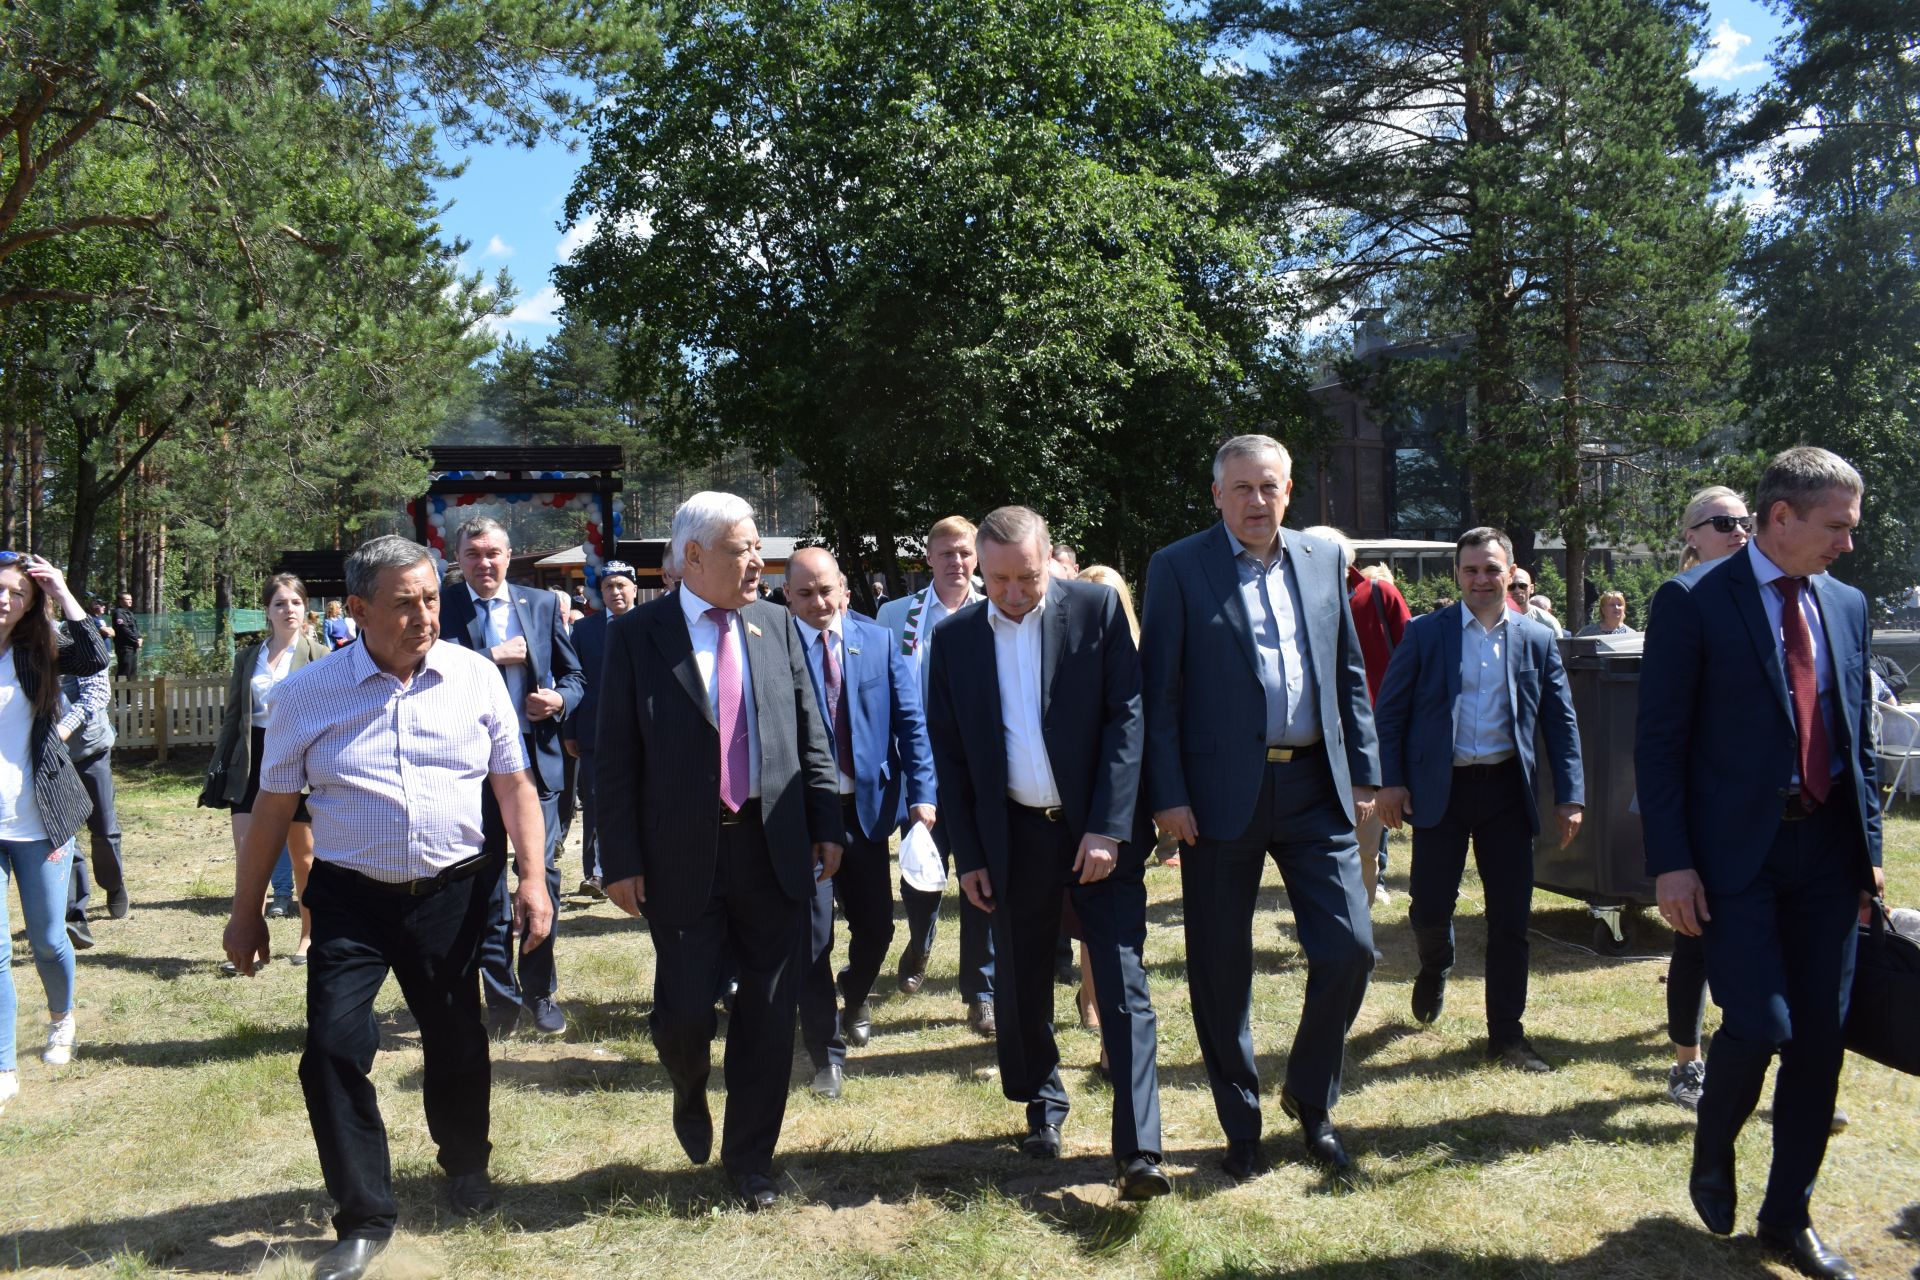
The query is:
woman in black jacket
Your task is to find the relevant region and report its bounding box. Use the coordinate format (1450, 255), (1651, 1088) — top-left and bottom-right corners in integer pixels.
(0, 551), (109, 1115)
(201, 574), (328, 966)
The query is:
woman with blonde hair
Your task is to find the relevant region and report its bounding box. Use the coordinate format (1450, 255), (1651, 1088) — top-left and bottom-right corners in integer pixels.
(201, 574), (329, 966)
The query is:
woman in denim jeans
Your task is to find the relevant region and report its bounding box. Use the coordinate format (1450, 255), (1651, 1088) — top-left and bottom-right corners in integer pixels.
(0, 551), (109, 1114)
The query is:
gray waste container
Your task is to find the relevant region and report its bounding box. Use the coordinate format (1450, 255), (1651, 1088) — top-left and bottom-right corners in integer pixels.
(1533, 634), (1655, 952)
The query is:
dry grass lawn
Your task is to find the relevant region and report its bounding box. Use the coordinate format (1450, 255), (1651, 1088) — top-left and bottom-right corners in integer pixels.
(2, 753), (1917, 1278)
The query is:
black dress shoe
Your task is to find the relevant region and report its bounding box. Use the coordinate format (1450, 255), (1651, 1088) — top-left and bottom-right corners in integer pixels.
(1021, 1122), (1062, 1159)
(1116, 1153), (1172, 1201)
(841, 1001), (872, 1049)
(1280, 1088), (1352, 1172)
(1220, 1137), (1269, 1181)
(1411, 968), (1445, 1024)
(106, 889), (130, 920)
(734, 1171), (779, 1211)
(448, 1170), (497, 1217)
(312, 1236), (386, 1280)
(1756, 1224), (1857, 1279)
(672, 1081), (713, 1165)
(968, 998), (997, 1038)
(896, 945), (928, 995)
(66, 916), (95, 951)
(1687, 1152), (1737, 1236)
(1487, 1036), (1553, 1073)
(810, 1064), (844, 1099)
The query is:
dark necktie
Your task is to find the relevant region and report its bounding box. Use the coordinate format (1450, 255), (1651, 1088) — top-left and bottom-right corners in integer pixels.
(1776, 577), (1831, 806)
(820, 630), (855, 777)
(705, 607), (750, 811)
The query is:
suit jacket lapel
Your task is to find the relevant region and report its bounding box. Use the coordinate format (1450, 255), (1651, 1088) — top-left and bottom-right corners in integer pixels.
(1504, 610), (1524, 725)
(1283, 531), (1325, 682)
(464, 589), (491, 653)
(1041, 582), (1068, 721)
(510, 591), (543, 687)
(742, 605), (782, 762)
(968, 607), (1008, 798)
(1200, 522), (1261, 680)
(1443, 604), (1464, 704)
(1809, 573), (1854, 752)
(652, 603), (717, 730)
(1726, 549), (1794, 728)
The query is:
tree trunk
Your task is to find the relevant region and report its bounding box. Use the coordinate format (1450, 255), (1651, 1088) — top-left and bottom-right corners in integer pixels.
(26, 409), (44, 554)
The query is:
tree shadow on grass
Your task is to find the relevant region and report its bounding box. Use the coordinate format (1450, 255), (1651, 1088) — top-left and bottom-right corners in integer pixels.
(81, 1024), (306, 1068)
(116, 895), (231, 917)
(71, 951), (215, 980)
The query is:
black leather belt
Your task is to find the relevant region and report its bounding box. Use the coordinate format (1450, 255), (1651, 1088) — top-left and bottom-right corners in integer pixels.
(720, 798), (762, 826)
(320, 851), (496, 897)
(1011, 800), (1065, 823)
(1453, 755), (1519, 781)
(1265, 741), (1323, 763)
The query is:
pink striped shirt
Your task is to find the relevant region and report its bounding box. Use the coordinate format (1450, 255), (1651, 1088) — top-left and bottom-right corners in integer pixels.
(260, 639), (526, 883)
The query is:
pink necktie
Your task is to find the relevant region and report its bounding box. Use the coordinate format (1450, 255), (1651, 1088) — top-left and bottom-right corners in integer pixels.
(1776, 578), (1831, 806)
(706, 607), (750, 811)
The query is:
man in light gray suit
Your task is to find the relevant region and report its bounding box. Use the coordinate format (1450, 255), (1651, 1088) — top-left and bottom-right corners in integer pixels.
(1140, 434), (1382, 1180)
(876, 515), (996, 1034)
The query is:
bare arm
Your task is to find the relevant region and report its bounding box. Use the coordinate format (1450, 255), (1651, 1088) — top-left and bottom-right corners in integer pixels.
(222, 790), (303, 974)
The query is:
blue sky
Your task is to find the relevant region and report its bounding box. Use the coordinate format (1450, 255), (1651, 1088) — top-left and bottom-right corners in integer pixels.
(434, 0), (1790, 344)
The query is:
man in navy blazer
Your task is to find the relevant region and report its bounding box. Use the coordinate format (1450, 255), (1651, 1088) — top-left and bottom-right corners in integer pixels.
(1373, 526), (1582, 1073)
(1141, 434), (1382, 1179)
(785, 548), (937, 1097)
(439, 517), (585, 1038)
(1637, 447), (1884, 1279)
(925, 506), (1170, 1201)
(562, 559), (639, 898)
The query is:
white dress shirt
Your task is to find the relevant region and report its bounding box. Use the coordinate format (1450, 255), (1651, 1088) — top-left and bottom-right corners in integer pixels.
(679, 584), (762, 799)
(1747, 540), (1841, 783)
(469, 584), (528, 728)
(793, 613), (856, 795)
(1453, 606), (1517, 765)
(988, 595), (1062, 808)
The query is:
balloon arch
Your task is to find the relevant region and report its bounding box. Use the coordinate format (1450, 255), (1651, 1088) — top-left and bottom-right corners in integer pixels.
(405, 446), (625, 585)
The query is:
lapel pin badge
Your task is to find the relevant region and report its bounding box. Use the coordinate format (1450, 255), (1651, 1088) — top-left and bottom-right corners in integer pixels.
(746, 621), (763, 637)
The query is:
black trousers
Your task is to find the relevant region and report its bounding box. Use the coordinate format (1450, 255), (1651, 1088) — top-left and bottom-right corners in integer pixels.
(478, 781), (562, 1010)
(576, 749), (600, 882)
(648, 809), (805, 1177)
(899, 817), (996, 1002)
(1668, 930), (1709, 1048)
(64, 748), (125, 919)
(992, 806), (1162, 1160)
(799, 800), (896, 1070)
(299, 858), (498, 1242)
(1407, 758), (1535, 1043)
(1697, 800), (1862, 1232)
(1183, 750), (1374, 1138)
(113, 645), (137, 679)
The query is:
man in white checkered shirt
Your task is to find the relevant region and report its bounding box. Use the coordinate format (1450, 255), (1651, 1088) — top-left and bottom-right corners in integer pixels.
(222, 535), (553, 1280)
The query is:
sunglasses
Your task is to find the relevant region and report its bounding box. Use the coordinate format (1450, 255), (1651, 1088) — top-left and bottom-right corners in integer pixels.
(1688, 514), (1753, 534)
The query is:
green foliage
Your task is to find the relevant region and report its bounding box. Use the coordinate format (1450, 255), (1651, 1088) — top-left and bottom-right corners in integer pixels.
(560, 0), (1312, 586)
(1735, 0), (1920, 606)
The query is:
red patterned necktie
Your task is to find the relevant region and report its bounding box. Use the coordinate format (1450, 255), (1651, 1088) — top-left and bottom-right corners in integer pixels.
(820, 630), (855, 777)
(1776, 577), (1831, 807)
(706, 607), (750, 811)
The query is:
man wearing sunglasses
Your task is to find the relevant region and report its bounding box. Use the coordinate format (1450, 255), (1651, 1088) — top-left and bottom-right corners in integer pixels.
(1638, 447), (1884, 1280)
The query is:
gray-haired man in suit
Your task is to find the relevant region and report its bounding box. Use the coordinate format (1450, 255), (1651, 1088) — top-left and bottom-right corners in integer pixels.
(596, 492), (845, 1210)
(1140, 434), (1382, 1180)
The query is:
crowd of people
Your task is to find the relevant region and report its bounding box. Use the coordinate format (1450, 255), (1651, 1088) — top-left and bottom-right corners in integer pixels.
(0, 441), (1891, 1280)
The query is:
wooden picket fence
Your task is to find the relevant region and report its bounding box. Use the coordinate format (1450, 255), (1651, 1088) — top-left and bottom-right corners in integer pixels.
(109, 676), (228, 761)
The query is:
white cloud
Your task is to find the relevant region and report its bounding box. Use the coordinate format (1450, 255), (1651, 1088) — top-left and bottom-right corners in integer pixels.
(1693, 21), (1765, 83)
(505, 285), (563, 327)
(555, 213), (600, 263)
(481, 234), (515, 259)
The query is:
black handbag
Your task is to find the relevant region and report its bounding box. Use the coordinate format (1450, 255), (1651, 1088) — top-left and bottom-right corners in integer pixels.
(1844, 899), (1920, 1076)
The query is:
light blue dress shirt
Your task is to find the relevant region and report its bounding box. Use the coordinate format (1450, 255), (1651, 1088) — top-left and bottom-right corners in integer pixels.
(471, 586), (529, 729)
(1225, 530), (1321, 747)
(1452, 607), (1516, 765)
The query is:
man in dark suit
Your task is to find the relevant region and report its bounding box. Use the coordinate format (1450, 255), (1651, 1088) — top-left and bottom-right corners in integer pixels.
(785, 548), (937, 1098)
(563, 559), (639, 899)
(597, 492), (845, 1210)
(1140, 434), (1382, 1180)
(1373, 526), (1583, 1073)
(439, 517), (584, 1039)
(925, 505), (1170, 1201)
(1637, 447), (1884, 1280)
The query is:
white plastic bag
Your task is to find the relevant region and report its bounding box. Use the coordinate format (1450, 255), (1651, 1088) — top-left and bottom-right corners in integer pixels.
(898, 820), (946, 893)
